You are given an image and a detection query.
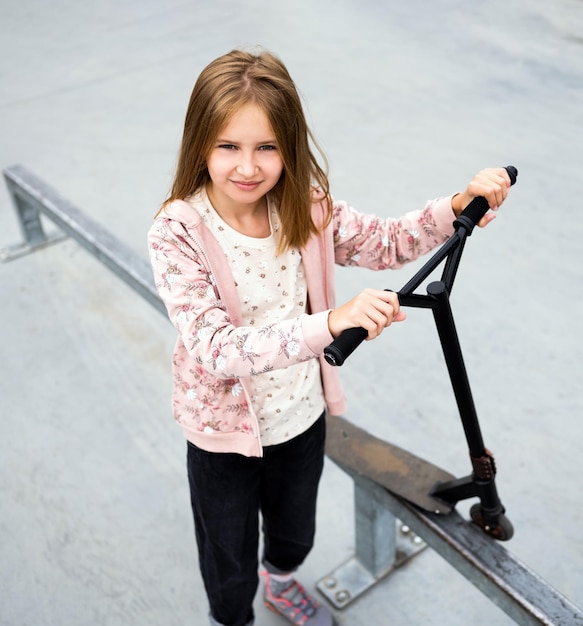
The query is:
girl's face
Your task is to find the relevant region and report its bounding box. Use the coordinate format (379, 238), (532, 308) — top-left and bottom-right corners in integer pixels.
(206, 103), (284, 214)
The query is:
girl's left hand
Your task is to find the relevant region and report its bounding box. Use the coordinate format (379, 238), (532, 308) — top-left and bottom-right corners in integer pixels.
(451, 167), (512, 227)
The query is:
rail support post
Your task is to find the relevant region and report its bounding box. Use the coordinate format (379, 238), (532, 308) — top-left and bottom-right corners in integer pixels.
(316, 475), (426, 609)
(1, 170), (67, 261)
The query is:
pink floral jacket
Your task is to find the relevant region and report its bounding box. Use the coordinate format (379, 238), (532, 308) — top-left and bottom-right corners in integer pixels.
(147, 192), (456, 457)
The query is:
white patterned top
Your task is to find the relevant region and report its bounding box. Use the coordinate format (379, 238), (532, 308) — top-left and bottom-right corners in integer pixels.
(196, 191), (325, 446)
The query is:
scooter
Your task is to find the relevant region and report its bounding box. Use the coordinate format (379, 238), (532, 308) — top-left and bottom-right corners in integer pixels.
(324, 166), (517, 541)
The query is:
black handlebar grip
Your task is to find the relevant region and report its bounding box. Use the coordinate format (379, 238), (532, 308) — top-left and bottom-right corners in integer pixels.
(454, 165), (517, 232)
(323, 326), (368, 366)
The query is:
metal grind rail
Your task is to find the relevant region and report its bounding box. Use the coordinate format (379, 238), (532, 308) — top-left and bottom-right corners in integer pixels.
(1, 164), (165, 315)
(3, 163), (582, 625)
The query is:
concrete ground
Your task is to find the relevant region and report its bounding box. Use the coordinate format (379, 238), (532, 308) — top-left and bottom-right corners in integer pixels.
(1, 1), (582, 625)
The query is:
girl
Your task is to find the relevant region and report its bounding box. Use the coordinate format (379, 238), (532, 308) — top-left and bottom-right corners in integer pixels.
(148, 48), (511, 626)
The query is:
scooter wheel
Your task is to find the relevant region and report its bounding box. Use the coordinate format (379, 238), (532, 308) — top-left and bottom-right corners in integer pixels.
(469, 503), (514, 541)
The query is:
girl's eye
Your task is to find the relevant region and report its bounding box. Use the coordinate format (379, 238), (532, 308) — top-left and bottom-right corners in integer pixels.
(216, 143), (277, 151)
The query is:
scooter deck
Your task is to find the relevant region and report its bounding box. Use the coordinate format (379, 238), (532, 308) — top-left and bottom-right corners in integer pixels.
(326, 415), (456, 515)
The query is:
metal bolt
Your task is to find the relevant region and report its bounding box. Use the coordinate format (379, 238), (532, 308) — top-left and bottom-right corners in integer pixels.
(401, 525), (410, 535)
(336, 590), (351, 603)
(324, 578), (337, 589)
(413, 535), (423, 545)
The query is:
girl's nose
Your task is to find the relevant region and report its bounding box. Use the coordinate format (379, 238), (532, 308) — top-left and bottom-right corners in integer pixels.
(237, 152), (258, 178)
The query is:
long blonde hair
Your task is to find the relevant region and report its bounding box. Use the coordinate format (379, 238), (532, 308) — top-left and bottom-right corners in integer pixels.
(161, 48), (332, 251)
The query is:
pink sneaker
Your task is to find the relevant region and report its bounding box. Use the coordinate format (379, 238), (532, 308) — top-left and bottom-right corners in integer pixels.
(261, 571), (337, 626)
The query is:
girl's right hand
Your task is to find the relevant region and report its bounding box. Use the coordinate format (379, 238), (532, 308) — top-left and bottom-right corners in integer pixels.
(451, 167), (512, 227)
(328, 288), (406, 340)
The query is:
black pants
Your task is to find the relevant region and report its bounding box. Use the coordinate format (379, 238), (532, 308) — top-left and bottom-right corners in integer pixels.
(187, 413), (326, 626)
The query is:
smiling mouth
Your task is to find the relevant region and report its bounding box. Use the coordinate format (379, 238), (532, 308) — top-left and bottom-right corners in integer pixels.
(232, 180), (261, 189)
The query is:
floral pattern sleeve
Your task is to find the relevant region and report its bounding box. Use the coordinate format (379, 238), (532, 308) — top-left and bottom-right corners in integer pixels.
(148, 219), (327, 380)
(332, 198), (455, 269)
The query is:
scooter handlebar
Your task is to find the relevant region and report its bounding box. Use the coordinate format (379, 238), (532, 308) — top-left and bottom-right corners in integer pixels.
(323, 165), (518, 367)
(453, 165), (517, 232)
(323, 326), (368, 366)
